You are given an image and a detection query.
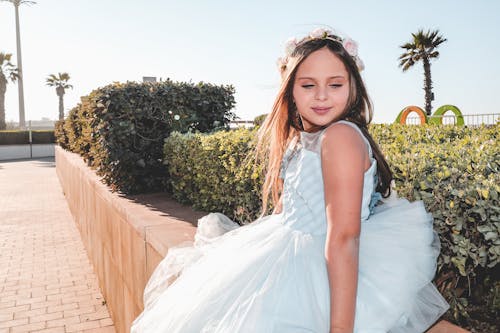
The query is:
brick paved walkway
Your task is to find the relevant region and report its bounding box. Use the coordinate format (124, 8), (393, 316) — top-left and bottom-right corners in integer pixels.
(0, 158), (115, 333)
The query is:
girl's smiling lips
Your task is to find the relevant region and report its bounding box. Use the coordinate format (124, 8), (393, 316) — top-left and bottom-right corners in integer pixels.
(311, 107), (331, 115)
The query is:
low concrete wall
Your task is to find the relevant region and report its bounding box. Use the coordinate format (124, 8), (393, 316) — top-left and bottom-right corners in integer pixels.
(55, 146), (205, 333)
(0, 144), (55, 161)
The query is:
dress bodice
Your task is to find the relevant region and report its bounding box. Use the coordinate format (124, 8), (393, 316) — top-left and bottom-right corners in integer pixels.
(280, 120), (381, 236)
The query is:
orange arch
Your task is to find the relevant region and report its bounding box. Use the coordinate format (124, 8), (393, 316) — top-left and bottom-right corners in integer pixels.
(395, 106), (427, 124)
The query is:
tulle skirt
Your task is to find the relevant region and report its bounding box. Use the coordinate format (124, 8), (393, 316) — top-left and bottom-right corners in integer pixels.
(131, 198), (449, 333)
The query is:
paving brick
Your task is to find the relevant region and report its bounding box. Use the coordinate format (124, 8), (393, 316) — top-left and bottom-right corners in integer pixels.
(0, 294), (19, 303)
(99, 317), (113, 326)
(82, 326), (116, 333)
(64, 305), (95, 318)
(30, 299), (61, 310)
(66, 319), (101, 332)
(32, 327), (65, 333)
(0, 301), (15, 309)
(62, 294), (93, 305)
(4, 283), (32, 293)
(60, 284), (90, 294)
(31, 287), (62, 298)
(13, 307), (46, 320)
(0, 312), (12, 322)
(0, 290), (16, 298)
(15, 295), (46, 306)
(80, 305), (110, 322)
(0, 318), (29, 329)
(47, 302), (78, 314)
(10, 320), (46, 332)
(0, 305), (30, 315)
(45, 314), (80, 328)
(45, 282), (73, 290)
(1, 280), (18, 289)
(46, 291), (77, 302)
(29, 310), (63, 324)
(76, 288), (95, 297)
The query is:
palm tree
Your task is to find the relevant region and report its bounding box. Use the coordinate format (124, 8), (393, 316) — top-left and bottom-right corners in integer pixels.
(1, 0), (36, 128)
(399, 29), (447, 115)
(46, 72), (73, 120)
(0, 52), (19, 130)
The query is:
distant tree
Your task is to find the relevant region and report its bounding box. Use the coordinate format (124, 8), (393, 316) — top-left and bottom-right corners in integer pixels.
(1, 0), (36, 128)
(0, 52), (19, 130)
(399, 29), (447, 115)
(46, 72), (73, 120)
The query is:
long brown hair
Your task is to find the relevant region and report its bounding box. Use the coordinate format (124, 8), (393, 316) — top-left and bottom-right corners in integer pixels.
(256, 35), (393, 214)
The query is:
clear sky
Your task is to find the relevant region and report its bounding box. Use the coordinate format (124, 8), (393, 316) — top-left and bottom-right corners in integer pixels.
(1, 0), (499, 124)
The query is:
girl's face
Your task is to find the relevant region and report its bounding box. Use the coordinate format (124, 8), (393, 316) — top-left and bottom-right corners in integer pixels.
(292, 47), (350, 131)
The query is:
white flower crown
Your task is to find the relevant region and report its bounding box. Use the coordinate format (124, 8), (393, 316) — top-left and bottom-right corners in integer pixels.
(277, 28), (365, 73)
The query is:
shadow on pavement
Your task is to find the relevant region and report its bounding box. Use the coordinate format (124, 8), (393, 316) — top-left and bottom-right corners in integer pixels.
(33, 157), (55, 168)
(0, 156), (55, 166)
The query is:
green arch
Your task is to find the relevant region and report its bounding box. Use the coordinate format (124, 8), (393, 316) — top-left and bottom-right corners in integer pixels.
(429, 105), (464, 126)
(394, 106), (427, 124)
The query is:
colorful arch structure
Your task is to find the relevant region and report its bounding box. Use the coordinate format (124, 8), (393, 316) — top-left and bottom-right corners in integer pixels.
(395, 106), (427, 125)
(428, 105), (464, 126)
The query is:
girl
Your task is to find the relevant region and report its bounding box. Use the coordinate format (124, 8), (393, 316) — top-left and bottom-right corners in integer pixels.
(132, 28), (466, 332)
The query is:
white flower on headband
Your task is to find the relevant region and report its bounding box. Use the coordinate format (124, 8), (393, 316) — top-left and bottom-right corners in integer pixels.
(284, 37), (298, 56)
(310, 28), (330, 39)
(342, 38), (358, 57)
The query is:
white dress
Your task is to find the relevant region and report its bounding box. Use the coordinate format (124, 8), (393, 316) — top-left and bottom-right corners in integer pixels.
(131, 120), (449, 333)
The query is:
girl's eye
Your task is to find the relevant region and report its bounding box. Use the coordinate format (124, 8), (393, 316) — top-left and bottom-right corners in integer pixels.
(301, 84), (343, 89)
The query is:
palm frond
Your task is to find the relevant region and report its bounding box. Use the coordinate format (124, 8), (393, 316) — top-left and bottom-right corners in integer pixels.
(0, 1), (37, 6)
(45, 72), (73, 89)
(399, 28), (447, 71)
(428, 51), (440, 59)
(0, 52), (13, 65)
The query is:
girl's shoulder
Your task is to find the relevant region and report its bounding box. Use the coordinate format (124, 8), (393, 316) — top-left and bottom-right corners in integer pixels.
(322, 120), (363, 138)
(321, 121), (369, 166)
(299, 120), (369, 155)
(320, 120), (372, 157)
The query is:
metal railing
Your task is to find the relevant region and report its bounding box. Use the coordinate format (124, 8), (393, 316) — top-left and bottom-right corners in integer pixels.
(229, 120), (255, 129)
(5, 120), (56, 130)
(405, 113), (499, 126)
(5, 114), (498, 131)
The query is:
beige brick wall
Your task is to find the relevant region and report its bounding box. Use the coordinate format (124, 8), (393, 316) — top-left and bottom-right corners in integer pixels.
(55, 146), (202, 333)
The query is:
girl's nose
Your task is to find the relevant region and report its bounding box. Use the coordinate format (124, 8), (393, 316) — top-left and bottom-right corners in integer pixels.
(315, 86), (327, 101)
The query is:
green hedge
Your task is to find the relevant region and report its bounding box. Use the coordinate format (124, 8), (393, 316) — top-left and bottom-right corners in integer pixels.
(164, 128), (263, 223)
(372, 124), (499, 325)
(163, 123), (499, 327)
(0, 130), (55, 145)
(55, 80), (236, 194)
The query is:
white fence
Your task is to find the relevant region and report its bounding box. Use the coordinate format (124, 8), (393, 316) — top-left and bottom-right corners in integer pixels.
(405, 113), (499, 126)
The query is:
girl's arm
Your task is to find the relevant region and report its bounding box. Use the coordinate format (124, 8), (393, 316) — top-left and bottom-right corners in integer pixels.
(321, 124), (367, 333)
